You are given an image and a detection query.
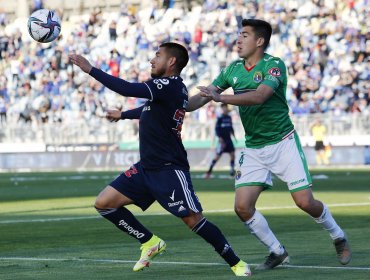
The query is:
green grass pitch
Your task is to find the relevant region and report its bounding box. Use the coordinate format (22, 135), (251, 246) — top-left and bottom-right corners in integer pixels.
(0, 169), (369, 279)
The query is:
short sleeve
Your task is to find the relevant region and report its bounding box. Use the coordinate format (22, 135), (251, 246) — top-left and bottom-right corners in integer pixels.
(262, 59), (287, 92)
(212, 67), (231, 90)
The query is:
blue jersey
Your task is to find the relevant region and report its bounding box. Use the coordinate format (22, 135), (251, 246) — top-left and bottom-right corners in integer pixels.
(215, 114), (234, 141)
(140, 76), (189, 170)
(89, 68), (189, 170)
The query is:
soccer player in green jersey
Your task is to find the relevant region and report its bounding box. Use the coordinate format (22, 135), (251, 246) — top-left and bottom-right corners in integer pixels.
(188, 19), (352, 270)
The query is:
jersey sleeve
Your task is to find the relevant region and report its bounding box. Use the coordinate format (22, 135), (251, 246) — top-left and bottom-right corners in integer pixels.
(261, 59), (287, 92)
(144, 78), (175, 102)
(212, 65), (232, 90)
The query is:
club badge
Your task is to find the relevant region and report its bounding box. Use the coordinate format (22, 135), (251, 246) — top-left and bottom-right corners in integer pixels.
(253, 71), (262, 83)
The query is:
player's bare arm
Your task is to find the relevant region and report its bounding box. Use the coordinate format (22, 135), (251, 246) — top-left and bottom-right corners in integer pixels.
(187, 84), (222, 112)
(68, 54), (93, 73)
(198, 84), (274, 106)
(106, 109), (121, 122)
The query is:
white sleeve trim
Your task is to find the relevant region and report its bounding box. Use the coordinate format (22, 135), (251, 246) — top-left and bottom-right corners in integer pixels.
(143, 82), (154, 101)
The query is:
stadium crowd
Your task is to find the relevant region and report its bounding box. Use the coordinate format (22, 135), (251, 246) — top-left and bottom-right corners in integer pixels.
(0, 0), (368, 130)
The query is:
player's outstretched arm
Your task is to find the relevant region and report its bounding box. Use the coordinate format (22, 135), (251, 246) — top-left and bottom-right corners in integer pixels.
(106, 109), (122, 122)
(68, 54), (151, 99)
(69, 54), (93, 73)
(198, 84), (274, 106)
(106, 106), (144, 122)
(187, 84), (221, 112)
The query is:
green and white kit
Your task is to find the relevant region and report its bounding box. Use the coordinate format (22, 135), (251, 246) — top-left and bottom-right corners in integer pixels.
(212, 53), (311, 191)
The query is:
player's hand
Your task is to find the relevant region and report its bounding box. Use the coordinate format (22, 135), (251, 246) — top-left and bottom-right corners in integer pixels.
(68, 54), (93, 74)
(106, 109), (122, 122)
(197, 86), (222, 102)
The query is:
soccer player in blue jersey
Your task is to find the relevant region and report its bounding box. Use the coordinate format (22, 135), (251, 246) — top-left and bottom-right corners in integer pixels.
(205, 103), (236, 179)
(68, 42), (251, 277)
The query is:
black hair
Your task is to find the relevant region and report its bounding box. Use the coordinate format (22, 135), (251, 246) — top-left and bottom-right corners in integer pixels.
(159, 42), (189, 72)
(241, 19), (272, 50)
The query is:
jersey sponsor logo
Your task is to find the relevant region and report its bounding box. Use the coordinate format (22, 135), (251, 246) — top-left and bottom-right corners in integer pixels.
(153, 78), (169, 89)
(118, 219), (145, 238)
(142, 105), (151, 112)
(268, 67), (281, 77)
(178, 205), (186, 212)
(168, 200), (184, 207)
(289, 178), (306, 187)
(253, 71), (262, 83)
(274, 60), (280, 64)
(266, 75), (278, 83)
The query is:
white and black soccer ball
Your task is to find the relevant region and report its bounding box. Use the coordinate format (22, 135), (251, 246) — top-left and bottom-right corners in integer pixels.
(27, 9), (61, 43)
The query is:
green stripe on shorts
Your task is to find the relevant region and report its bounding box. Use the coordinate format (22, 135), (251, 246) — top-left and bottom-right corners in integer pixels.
(235, 182), (272, 190)
(293, 132), (312, 185)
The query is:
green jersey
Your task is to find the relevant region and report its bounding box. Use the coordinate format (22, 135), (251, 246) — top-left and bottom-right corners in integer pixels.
(212, 53), (294, 148)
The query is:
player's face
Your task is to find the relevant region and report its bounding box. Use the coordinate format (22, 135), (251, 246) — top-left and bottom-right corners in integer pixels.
(236, 26), (261, 58)
(150, 47), (168, 78)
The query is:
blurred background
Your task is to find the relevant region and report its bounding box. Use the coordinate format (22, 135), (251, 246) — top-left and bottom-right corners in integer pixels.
(0, 0), (369, 171)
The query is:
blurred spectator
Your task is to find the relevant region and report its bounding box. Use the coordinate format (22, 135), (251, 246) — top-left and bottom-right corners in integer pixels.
(0, 0), (367, 132)
(31, 0), (44, 13)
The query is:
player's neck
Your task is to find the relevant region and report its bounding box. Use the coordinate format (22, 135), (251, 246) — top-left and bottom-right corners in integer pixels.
(243, 52), (264, 68)
(162, 70), (180, 78)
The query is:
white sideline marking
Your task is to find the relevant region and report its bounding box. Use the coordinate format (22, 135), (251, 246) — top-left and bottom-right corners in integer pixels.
(0, 257), (369, 271)
(1, 202), (370, 224)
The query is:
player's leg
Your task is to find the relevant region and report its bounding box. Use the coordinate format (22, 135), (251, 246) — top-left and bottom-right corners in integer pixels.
(235, 149), (288, 270)
(274, 132), (351, 265)
(152, 168), (251, 276)
(205, 152), (222, 178)
(182, 211), (251, 276)
(95, 163), (165, 271)
(235, 186), (288, 270)
(229, 150), (235, 176)
(291, 189), (351, 265)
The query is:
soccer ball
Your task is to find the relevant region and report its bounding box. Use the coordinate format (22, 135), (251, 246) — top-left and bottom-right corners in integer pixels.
(27, 9), (61, 43)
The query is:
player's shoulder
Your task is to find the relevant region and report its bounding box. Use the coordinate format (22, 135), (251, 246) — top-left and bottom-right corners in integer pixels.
(221, 59), (244, 73)
(147, 76), (185, 90)
(263, 53), (286, 67)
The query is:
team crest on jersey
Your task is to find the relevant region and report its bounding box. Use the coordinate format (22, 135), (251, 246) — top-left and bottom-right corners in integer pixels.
(235, 170), (242, 180)
(268, 67), (281, 77)
(253, 71), (262, 83)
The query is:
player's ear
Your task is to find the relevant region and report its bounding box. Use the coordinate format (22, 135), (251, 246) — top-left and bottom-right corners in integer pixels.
(257, 37), (264, 48)
(168, 57), (177, 68)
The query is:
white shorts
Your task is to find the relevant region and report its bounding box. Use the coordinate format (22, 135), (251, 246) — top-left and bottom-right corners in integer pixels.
(235, 131), (312, 192)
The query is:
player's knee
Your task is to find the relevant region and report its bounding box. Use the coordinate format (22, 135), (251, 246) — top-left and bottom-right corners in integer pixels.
(182, 211), (204, 229)
(294, 198), (312, 212)
(234, 204), (254, 220)
(94, 194), (112, 209)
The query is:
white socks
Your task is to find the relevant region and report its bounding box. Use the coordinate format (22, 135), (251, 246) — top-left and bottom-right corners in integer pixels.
(313, 204), (344, 240)
(245, 210), (284, 255)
